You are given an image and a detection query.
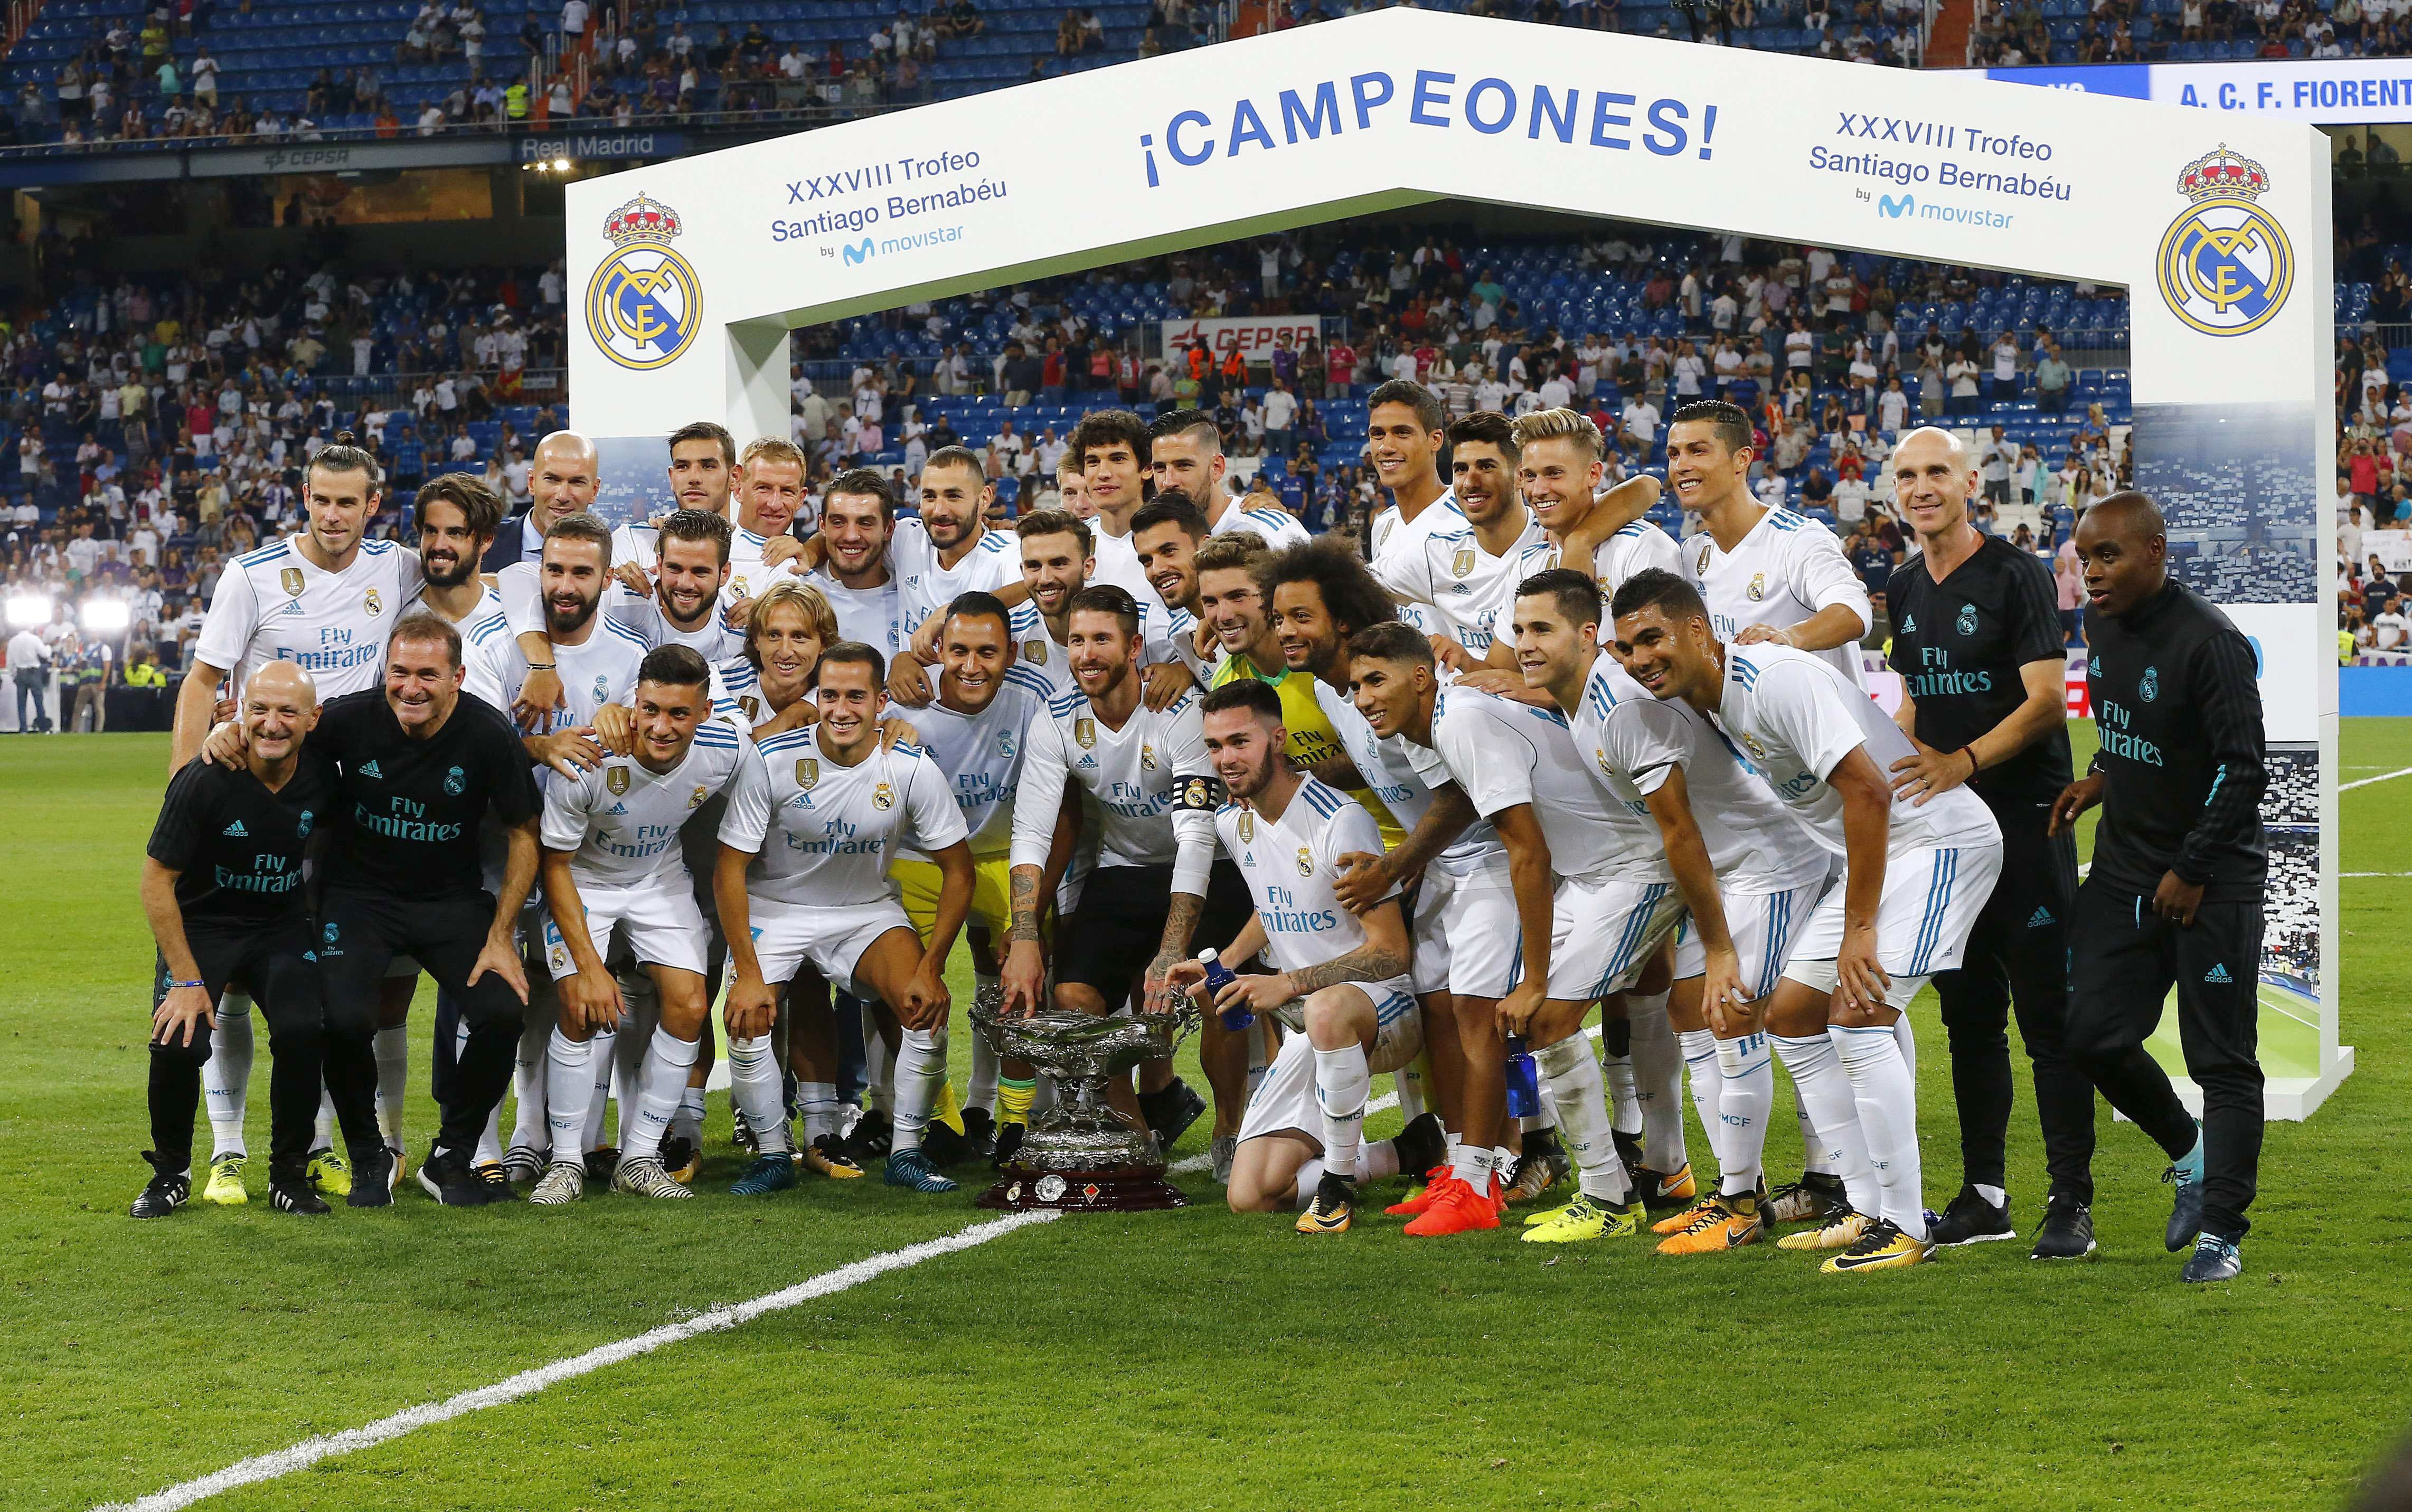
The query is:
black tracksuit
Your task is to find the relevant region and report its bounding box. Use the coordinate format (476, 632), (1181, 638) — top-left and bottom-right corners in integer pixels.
(144, 753), (338, 1169)
(2069, 579), (2268, 1240)
(1890, 537), (2096, 1203)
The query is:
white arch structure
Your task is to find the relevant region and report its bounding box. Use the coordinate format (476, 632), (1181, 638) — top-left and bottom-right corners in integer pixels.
(568, 8), (2348, 1115)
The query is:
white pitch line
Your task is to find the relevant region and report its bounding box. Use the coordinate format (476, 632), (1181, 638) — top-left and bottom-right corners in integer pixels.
(98, 1211), (1059, 1512)
(2342, 766), (2412, 792)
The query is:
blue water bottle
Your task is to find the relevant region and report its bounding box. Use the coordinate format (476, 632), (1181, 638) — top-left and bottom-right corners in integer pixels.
(1503, 1035), (1540, 1120)
(1199, 948), (1251, 1030)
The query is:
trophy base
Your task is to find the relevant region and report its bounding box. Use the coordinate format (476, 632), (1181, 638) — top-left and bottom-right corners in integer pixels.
(977, 1164), (1190, 1213)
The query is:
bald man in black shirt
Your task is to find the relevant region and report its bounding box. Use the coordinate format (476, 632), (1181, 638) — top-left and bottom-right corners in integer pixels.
(2054, 492), (2267, 1284)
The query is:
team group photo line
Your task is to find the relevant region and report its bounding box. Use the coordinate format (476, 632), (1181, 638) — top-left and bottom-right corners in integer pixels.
(136, 381), (2269, 1283)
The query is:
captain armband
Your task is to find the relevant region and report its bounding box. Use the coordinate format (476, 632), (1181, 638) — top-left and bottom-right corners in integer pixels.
(1171, 774), (1227, 812)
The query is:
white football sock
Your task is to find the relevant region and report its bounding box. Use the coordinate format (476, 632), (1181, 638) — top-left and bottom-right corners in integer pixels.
(475, 1102), (504, 1167)
(625, 1026), (698, 1161)
(1773, 1032), (1876, 1216)
(1246, 1018), (1272, 1097)
(1893, 1015), (1917, 1079)
(1450, 1143), (1495, 1189)
(968, 975), (1002, 1114)
(314, 1090), (336, 1152)
(1393, 1050), (1429, 1125)
(1360, 1133), (1402, 1182)
(543, 1028), (593, 1158)
(799, 1080), (840, 1143)
(1714, 1031), (1775, 1196)
(1976, 1183), (2008, 1208)
(1603, 1044), (1642, 1138)
(373, 1026), (410, 1143)
(509, 1011), (549, 1155)
(673, 1086), (705, 1146)
(582, 1027), (617, 1151)
(727, 1035), (791, 1154)
(1626, 991), (1684, 1172)
(1832, 1024), (1927, 1240)
(1292, 1157), (1326, 1211)
(891, 1024), (948, 1153)
(1311, 1043), (1370, 1179)
(1535, 1034), (1631, 1203)
(1678, 1027), (1724, 1172)
(863, 1001), (896, 1116)
(203, 995), (254, 1158)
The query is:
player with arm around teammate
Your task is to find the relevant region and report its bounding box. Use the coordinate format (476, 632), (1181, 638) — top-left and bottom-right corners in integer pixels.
(527, 646), (761, 1203)
(1166, 680), (1421, 1234)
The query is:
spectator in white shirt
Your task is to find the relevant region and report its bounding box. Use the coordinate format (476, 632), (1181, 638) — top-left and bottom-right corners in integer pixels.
(1620, 395), (1661, 451)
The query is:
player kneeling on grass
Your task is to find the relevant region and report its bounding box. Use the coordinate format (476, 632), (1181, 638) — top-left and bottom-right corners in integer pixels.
(717, 643), (978, 1195)
(136, 661), (338, 1218)
(1614, 568), (2004, 1273)
(531, 646), (760, 1204)
(1168, 680), (1428, 1235)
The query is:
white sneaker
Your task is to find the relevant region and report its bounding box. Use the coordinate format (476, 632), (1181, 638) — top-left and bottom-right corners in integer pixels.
(611, 1154), (694, 1200)
(529, 1161), (586, 1205)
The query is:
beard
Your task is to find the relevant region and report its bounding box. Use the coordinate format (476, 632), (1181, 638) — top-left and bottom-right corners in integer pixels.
(544, 591), (600, 637)
(421, 549), (477, 589)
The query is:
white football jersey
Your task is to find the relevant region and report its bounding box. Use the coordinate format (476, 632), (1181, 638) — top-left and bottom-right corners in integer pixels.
(1311, 679), (1495, 865)
(1008, 684), (1217, 892)
(1684, 506), (1872, 689)
(1425, 683), (1667, 884)
(1369, 488), (1467, 636)
(1006, 598), (1195, 700)
(1214, 777), (1401, 977)
(461, 609), (648, 741)
(194, 536), (424, 696)
(889, 517), (1021, 639)
(1712, 644), (2000, 856)
(1572, 655), (1828, 893)
(721, 725), (968, 909)
(1084, 517), (1181, 628)
(1212, 500), (1313, 551)
(804, 568), (903, 658)
(1375, 508), (1546, 655)
(725, 525), (805, 605)
(539, 716), (755, 890)
(895, 667), (1053, 859)
(410, 580), (502, 630)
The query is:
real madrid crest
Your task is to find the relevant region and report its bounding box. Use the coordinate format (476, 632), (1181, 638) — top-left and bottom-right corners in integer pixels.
(2157, 145), (2292, 338)
(1452, 545), (1478, 579)
(280, 566), (305, 598)
(1956, 603), (1977, 637)
(732, 577), (750, 599)
(587, 192), (702, 371)
(1022, 639), (1047, 665)
(795, 758), (819, 790)
(1295, 846), (1315, 877)
(873, 781), (896, 810)
(689, 786), (708, 808)
(364, 588), (382, 616)
(1075, 716), (1096, 749)
(1596, 747), (1614, 777)
(1140, 742), (1157, 771)
(1746, 572), (1766, 602)
(606, 766), (629, 795)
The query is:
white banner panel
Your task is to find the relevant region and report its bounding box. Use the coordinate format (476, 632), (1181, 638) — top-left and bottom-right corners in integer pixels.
(1158, 315), (1323, 359)
(1966, 59), (2412, 124)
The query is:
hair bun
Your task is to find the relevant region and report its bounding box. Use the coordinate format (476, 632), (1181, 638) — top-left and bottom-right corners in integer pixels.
(333, 429), (358, 446)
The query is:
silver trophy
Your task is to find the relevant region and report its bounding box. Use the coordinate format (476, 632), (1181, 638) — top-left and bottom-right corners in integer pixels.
(969, 996), (1201, 1212)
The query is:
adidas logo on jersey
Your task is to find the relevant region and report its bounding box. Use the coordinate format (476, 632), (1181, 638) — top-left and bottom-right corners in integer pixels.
(222, 820), (248, 837)
(2203, 963), (2232, 984)
(1076, 753), (1097, 769)
(607, 802), (628, 816)
(2027, 905), (2053, 928)
(359, 760), (383, 778)
(1899, 613), (1917, 634)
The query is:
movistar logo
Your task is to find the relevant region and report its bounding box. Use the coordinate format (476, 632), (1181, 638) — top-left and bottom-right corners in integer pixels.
(841, 236), (875, 266)
(2204, 963), (2232, 984)
(222, 820), (248, 837)
(359, 760), (382, 778)
(1879, 193), (1915, 218)
(2027, 905), (2053, 927)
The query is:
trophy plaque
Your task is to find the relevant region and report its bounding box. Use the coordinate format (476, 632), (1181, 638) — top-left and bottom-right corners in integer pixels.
(969, 997), (1200, 1212)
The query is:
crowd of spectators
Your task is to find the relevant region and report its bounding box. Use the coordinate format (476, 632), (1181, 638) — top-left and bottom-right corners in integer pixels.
(1970, 0), (2412, 67)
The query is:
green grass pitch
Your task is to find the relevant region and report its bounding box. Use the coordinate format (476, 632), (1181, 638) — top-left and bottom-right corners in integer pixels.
(5, 724), (2407, 1510)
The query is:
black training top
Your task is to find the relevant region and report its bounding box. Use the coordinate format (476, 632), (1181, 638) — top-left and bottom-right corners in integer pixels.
(312, 687), (540, 900)
(1887, 533), (2074, 808)
(147, 751), (338, 925)
(2083, 579), (2268, 902)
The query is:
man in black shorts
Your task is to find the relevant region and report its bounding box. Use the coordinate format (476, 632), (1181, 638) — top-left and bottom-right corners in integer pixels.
(310, 612), (542, 1206)
(2053, 490), (2268, 1284)
(136, 661), (338, 1218)
(1883, 427), (2098, 1260)
(997, 585), (1254, 1145)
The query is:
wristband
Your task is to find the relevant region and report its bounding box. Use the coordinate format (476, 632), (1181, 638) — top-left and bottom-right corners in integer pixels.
(166, 979), (204, 990)
(1962, 745), (1980, 777)
(525, 662), (555, 670)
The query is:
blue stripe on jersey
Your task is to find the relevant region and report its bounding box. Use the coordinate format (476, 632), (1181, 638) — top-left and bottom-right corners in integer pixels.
(1730, 653), (1760, 687)
(1375, 989), (1418, 1026)
(758, 727), (816, 757)
(466, 612), (510, 645)
(1003, 665), (1053, 697)
(1299, 781), (1345, 820)
(978, 529), (1013, 553)
(889, 741), (931, 761)
(1594, 883), (1672, 1001)
(602, 619), (649, 650)
(1166, 607), (1196, 634)
(1245, 508), (1294, 534)
(1766, 509), (1805, 533)
(235, 540), (293, 568)
(1048, 690), (1086, 717)
(717, 657), (758, 688)
(1522, 703), (1570, 730)
(1587, 677), (1615, 719)
(1758, 887), (1794, 998)
(360, 540), (397, 556)
(692, 723), (741, 745)
(1614, 522), (1651, 540)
